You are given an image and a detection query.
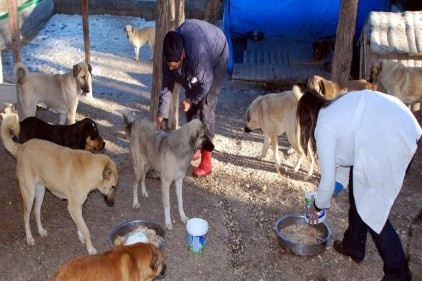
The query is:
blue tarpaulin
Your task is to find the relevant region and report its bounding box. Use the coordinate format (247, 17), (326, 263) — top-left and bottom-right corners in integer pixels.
(223, 0), (390, 74)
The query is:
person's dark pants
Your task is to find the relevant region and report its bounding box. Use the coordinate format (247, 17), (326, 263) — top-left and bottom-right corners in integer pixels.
(185, 43), (228, 142)
(341, 167), (412, 281)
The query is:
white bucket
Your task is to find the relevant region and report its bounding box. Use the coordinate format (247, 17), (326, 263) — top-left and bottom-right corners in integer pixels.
(304, 191), (327, 223)
(186, 218), (208, 254)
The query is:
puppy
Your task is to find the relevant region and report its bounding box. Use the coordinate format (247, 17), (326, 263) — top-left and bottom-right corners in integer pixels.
(1, 114), (118, 254)
(244, 86), (315, 179)
(14, 61), (92, 125)
(307, 75), (376, 99)
(124, 25), (155, 61)
(369, 59), (422, 106)
(122, 111), (214, 230)
(53, 242), (166, 281)
(17, 116), (105, 151)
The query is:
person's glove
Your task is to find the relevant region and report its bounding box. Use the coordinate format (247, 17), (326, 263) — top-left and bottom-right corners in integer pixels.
(334, 181), (343, 195)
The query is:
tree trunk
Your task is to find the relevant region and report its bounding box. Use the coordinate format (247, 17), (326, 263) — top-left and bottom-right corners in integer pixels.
(7, 0), (21, 64)
(149, 0), (185, 131)
(331, 0), (358, 82)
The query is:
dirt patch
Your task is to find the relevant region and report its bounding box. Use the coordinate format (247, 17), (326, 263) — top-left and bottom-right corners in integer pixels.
(0, 14), (421, 281)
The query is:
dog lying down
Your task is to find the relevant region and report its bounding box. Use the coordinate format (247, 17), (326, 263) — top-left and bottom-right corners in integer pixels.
(17, 116), (105, 151)
(244, 85), (315, 180)
(1, 113), (118, 255)
(53, 242), (166, 281)
(122, 110), (214, 230)
(306, 75), (376, 100)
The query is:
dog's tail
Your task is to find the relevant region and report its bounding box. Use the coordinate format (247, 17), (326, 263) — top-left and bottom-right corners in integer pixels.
(1, 114), (20, 157)
(13, 62), (29, 85)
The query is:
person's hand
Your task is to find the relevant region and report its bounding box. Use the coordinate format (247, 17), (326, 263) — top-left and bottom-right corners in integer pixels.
(180, 98), (192, 112)
(307, 200), (320, 225)
(155, 117), (163, 128)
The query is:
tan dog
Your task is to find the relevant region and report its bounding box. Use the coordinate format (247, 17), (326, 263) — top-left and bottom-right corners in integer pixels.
(244, 86), (315, 179)
(1, 114), (118, 255)
(124, 25), (155, 61)
(14, 61), (93, 124)
(307, 75), (376, 99)
(122, 111), (214, 230)
(369, 59), (422, 106)
(53, 242), (166, 281)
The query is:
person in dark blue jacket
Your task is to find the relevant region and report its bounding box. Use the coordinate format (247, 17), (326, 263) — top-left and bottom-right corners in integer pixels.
(155, 19), (229, 177)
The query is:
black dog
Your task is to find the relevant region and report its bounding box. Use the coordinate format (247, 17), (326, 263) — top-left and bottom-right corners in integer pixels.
(17, 117), (105, 151)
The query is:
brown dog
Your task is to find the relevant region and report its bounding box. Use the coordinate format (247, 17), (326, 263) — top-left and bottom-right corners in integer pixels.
(307, 75), (376, 99)
(0, 113), (118, 255)
(53, 242), (166, 281)
(369, 59), (422, 106)
(14, 61), (93, 124)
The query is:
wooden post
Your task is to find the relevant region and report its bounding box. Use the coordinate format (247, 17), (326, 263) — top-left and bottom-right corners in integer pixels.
(81, 0), (93, 98)
(81, 0), (90, 65)
(7, 0), (21, 64)
(149, 0), (185, 130)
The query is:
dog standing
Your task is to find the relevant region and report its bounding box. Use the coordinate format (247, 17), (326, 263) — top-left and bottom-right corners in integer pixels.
(124, 25), (155, 61)
(18, 116), (105, 150)
(14, 62), (92, 125)
(244, 86), (315, 179)
(307, 75), (376, 99)
(53, 243), (166, 281)
(122, 110), (214, 230)
(1, 114), (118, 255)
(369, 59), (422, 106)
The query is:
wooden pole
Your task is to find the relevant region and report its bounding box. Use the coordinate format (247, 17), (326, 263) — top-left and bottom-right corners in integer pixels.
(81, 0), (90, 65)
(81, 0), (93, 98)
(7, 0), (21, 64)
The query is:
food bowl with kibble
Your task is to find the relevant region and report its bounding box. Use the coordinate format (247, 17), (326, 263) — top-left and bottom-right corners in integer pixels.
(109, 219), (167, 249)
(273, 214), (332, 256)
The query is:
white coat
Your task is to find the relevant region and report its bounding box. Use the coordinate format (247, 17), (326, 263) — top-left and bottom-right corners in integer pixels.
(314, 90), (421, 233)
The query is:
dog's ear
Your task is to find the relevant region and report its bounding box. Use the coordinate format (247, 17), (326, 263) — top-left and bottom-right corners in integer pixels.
(88, 64), (92, 74)
(318, 80), (325, 96)
(73, 64), (81, 77)
(103, 165), (113, 180)
(149, 246), (161, 273)
(246, 109), (250, 122)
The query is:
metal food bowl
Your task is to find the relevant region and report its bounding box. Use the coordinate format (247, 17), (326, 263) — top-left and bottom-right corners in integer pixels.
(273, 214), (331, 256)
(247, 30), (264, 41)
(108, 219), (167, 249)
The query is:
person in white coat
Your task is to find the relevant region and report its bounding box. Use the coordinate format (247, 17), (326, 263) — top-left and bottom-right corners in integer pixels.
(296, 89), (421, 281)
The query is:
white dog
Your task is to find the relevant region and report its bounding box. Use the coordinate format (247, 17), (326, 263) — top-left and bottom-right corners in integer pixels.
(244, 86), (315, 179)
(14, 62), (92, 124)
(124, 25), (155, 61)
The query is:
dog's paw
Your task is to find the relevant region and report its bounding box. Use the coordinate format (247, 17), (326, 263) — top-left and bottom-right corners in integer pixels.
(27, 236), (36, 246)
(39, 228), (48, 237)
(165, 222), (173, 230)
(141, 190), (149, 198)
(88, 246), (97, 255)
(181, 215), (189, 224)
(257, 155), (265, 161)
(133, 201), (140, 209)
(287, 147), (295, 155)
